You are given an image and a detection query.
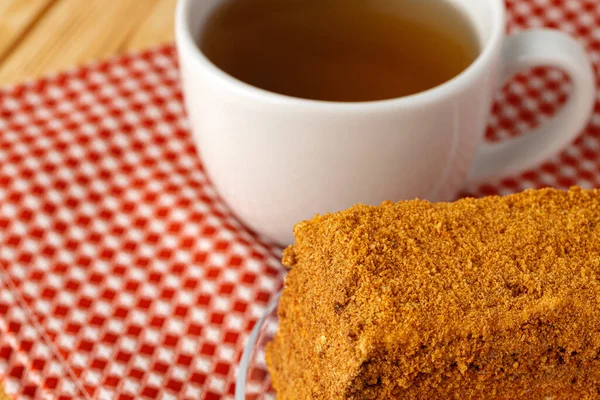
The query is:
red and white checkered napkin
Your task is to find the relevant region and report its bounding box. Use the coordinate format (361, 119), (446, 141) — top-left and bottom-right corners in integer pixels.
(0, 46), (282, 400)
(0, 1), (598, 399)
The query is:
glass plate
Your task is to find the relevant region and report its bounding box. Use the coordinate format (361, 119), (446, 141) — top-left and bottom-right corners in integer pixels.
(235, 293), (280, 400)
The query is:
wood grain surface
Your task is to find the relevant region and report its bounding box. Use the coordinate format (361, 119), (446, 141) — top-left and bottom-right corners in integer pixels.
(0, 0), (178, 397)
(0, 0), (177, 85)
(0, 385), (9, 400)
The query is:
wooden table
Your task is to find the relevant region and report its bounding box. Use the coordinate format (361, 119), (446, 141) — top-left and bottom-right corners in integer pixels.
(0, 0), (177, 86)
(0, 0), (177, 397)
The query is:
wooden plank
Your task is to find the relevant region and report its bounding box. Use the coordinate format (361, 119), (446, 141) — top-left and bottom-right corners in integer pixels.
(125, 0), (177, 51)
(0, 383), (9, 400)
(0, 0), (56, 62)
(0, 0), (160, 85)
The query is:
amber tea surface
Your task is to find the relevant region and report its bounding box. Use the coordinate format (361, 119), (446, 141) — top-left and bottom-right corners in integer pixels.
(200, 0), (480, 102)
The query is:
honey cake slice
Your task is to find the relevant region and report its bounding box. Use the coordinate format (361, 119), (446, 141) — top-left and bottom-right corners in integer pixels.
(266, 187), (600, 399)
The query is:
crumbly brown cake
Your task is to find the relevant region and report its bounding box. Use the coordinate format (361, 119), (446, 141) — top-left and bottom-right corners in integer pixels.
(266, 187), (600, 399)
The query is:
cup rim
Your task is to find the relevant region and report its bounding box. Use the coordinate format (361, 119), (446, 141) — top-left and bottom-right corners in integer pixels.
(175, 0), (506, 110)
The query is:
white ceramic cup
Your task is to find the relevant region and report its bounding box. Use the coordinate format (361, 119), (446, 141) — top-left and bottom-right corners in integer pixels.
(175, 0), (595, 245)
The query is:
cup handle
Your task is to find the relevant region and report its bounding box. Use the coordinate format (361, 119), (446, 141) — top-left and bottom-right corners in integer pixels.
(468, 29), (596, 183)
